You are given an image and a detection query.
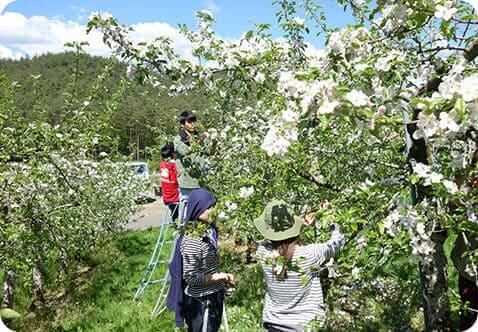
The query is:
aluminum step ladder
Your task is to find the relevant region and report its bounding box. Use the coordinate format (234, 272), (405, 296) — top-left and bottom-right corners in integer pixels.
(133, 201), (181, 302)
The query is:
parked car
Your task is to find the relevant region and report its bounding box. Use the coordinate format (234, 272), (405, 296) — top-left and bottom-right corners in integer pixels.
(126, 161), (149, 179)
(125, 161), (155, 203)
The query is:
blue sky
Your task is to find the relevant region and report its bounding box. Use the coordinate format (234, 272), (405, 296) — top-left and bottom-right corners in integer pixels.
(0, 0), (354, 59)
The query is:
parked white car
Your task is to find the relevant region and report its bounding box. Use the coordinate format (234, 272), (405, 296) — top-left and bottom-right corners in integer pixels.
(125, 162), (155, 203)
(125, 161), (149, 179)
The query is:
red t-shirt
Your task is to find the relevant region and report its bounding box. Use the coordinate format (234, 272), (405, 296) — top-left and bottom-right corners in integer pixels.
(160, 160), (179, 204)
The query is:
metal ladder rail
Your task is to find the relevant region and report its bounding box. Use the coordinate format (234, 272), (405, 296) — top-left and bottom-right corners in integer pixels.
(150, 231), (179, 318)
(150, 197), (188, 318)
(133, 202), (179, 301)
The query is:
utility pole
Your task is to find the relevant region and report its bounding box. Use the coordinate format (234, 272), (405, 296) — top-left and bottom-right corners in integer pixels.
(136, 125), (140, 161)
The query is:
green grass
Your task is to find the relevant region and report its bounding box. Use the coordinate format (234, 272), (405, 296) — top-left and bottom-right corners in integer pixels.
(3, 228), (264, 332)
(2, 228), (463, 331)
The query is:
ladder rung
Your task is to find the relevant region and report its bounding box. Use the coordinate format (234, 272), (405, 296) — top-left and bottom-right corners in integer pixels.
(140, 278), (167, 287)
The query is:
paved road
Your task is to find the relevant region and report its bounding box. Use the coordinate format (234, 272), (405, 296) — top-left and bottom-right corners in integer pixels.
(125, 198), (166, 230)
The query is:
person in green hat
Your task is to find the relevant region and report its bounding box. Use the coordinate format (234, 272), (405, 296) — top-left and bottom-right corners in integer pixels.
(254, 200), (344, 332)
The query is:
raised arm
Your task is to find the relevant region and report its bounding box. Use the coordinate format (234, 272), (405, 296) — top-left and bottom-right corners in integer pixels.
(313, 224), (344, 266)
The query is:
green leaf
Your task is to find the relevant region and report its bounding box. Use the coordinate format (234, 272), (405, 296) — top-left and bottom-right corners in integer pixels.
(0, 308), (21, 320)
(410, 173), (420, 185)
(320, 115), (329, 131)
(414, 13), (427, 27)
(453, 98), (466, 119)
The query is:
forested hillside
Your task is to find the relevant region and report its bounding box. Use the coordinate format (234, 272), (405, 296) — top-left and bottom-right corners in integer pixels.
(0, 52), (210, 160)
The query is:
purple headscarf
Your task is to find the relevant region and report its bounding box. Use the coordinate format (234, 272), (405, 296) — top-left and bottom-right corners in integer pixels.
(185, 189), (216, 223)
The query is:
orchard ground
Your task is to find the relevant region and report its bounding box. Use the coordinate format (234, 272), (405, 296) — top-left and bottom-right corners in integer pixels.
(0, 198), (265, 332)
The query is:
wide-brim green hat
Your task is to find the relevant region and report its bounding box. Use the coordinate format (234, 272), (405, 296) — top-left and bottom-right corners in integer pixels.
(254, 199), (303, 241)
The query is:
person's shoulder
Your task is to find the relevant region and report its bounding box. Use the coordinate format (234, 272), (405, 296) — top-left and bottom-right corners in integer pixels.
(256, 241), (273, 260)
(257, 241), (271, 250)
(173, 134), (182, 144)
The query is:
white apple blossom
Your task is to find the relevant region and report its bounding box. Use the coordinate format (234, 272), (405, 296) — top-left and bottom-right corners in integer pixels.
(356, 236), (368, 250)
(280, 108), (301, 124)
(261, 125), (294, 156)
(375, 56), (393, 72)
(415, 113), (438, 139)
(466, 202), (477, 223)
(354, 63), (369, 71)
(254, 72), (266, 84)
(292, 17), (306, 27)
(239, 186), (254, 199)
(426, 172), (444, 185)
(377, 4), (409, 31)
(225, 200), (238, 213)
(89, 12), (113, 21)
(442, 180), (458, 194)
(318, 99), (340, 115)
(328, 31), (346, 54)
(345, 90), (371, 107)
(458, 74), (478, 102)
(383, 210), (401, 236)
(434, 1), (457, 21)
(438, 111), (460, 133)
(218, 211), (227, 221)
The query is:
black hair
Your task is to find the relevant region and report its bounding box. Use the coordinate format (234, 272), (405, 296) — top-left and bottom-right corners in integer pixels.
(161, 143), (175, 159)
(179, 111), (197, 125)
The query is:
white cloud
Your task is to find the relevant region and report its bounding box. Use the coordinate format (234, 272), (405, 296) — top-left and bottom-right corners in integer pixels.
(129, 22), (196, 62)
(0, 0), (15, 15)
(203, 0), (221, 14)
(0, 43), (21, 58)
(0, 8), (195, 62)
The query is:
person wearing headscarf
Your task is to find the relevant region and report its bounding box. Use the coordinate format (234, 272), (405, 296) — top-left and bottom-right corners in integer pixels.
(166, 189), (234, 332)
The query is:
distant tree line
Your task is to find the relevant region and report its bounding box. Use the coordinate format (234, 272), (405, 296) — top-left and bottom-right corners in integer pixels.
(0, 52), (212, 162)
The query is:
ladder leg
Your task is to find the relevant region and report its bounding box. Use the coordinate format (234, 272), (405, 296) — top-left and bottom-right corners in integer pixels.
(202, 299), (210, 332)
(150, 200), (188, 319)
(133, 204), (174, 300)
(222, 302), (229, 332)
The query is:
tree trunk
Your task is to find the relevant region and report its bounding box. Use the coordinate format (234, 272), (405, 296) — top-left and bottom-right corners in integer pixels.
(2, 269), (15, 308)
(60, 246), (68, 274)
(32, 256), (45, 304)
(418, 230), (450, 331)
(407, 112), (451, 331)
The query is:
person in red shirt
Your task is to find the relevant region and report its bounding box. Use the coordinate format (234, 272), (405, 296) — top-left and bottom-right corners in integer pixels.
(160, 143), (180, 221)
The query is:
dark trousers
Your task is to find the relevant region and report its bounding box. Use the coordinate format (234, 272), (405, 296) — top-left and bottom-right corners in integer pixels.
(167, 202), (179, 221)
(184, 291), (224, 332)
(459, 275), (478, 331)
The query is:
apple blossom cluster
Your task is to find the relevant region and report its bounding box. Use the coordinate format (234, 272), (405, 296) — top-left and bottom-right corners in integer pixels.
(374, 51), (405, 73)
(413, 71), (478, 148)
(375, 3), (411, 32)
(434, 1), (458, 21)
(326, 27), (370, 59)
(412, 162), (459, 194)
(405, 207), (436, 263)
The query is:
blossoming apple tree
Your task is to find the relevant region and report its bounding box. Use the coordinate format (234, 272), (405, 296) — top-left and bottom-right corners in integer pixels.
(0, 47), (144, 309)
(89, 0), (477, 329)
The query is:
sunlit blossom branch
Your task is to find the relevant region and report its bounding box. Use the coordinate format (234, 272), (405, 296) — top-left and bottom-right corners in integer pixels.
(416, 38), (478, 98)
